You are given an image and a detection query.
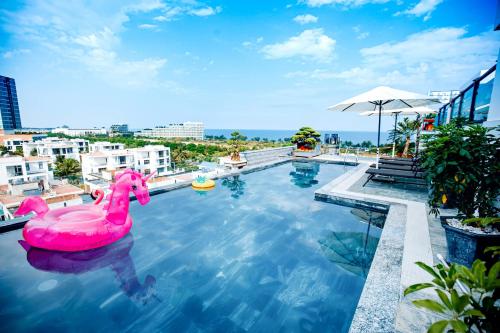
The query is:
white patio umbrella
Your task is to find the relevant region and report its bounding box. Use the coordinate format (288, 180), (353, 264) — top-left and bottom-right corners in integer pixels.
(327, 86), (441, 168)
(360, 106), (439, 157)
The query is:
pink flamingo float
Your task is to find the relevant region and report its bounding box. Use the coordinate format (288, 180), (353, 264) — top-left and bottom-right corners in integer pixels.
(15, 169), (154, 252)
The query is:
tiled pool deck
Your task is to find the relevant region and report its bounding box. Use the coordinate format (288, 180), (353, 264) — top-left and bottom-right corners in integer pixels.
(313, 155), (449, 333)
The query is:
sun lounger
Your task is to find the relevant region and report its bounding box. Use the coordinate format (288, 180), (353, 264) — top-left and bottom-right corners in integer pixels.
(370, 163), (422, 172)
(363, 167), (426, 187)
(376, 158), (417, 166)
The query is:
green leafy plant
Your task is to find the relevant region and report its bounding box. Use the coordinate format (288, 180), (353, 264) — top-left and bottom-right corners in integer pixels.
(421, 122), (500, 217)
(54, 156), (81, 178)
(291, 127), (320, 150)
(462, 218), (500, 230)
(405, 260), (499, 333)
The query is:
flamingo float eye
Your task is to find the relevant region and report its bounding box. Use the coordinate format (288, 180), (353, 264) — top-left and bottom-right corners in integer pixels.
(131, 185), (138, 190)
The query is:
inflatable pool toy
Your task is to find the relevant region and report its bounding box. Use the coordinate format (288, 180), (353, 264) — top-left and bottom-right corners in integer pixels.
(192, 175), (215, 190)
(14, 169), (154, 252)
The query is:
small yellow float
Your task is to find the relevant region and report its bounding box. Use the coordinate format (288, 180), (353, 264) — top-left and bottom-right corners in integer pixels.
(192, 176), (215, 191)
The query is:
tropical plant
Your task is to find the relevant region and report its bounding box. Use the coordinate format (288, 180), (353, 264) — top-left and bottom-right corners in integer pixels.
(291, 127), (320, 150)
(228, 131), (246, 161)
(404, 259), (499, 333)
(421, 122), (500, 217)
(388, 117), (421, 157)
(30, 148), (38, 156)
(54, 156), (81, 178)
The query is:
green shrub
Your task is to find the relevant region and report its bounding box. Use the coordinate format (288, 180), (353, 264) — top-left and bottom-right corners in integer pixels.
(421, 122), (500, 217)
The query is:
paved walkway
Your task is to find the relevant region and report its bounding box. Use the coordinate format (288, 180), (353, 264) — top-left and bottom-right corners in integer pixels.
(313, 156), (448, 333)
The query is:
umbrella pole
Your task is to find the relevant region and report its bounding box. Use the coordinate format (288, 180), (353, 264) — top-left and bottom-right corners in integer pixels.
(391, 113), (398, 158)
(376, 102), (382, 169)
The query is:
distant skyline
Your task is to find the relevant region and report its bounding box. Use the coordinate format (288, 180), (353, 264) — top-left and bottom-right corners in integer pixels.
(0, 0), (499, 131)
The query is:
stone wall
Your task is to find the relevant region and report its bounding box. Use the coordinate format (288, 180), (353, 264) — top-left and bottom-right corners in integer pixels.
(240, 146), (294, 165)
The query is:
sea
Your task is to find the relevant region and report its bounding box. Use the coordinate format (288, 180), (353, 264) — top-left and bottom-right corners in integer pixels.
(205, 129), (389, 144)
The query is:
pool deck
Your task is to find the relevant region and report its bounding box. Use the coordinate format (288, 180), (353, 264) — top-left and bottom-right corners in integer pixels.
(313, 154), (449, 333)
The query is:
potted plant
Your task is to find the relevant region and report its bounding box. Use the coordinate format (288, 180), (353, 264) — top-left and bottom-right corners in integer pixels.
(291, 127), (321, 157)
(404, 258), (499, 333)
(421, 122), (500, 267)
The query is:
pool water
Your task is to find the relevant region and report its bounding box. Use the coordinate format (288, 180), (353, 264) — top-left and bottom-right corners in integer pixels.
(0, 161), (384, 333)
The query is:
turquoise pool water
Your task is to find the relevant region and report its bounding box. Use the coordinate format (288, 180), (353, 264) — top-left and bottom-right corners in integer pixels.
(0, 161), (384, 332)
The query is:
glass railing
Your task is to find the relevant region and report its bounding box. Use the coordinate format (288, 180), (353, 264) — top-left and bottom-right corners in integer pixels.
(437, 64), (496, 125)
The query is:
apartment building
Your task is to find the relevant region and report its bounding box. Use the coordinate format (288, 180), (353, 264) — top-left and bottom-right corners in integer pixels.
(135, 121), (204, 140)
(23, 137), (88, 162)
(81, 144), (171, 183)
(52, 127), (108, 137)
(89, 141), (125, 153)
(133, 145), (171, 176)
(0, 156), (52, 193)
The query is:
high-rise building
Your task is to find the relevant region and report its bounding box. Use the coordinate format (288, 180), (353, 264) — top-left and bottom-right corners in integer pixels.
(0, 75), (22, 131)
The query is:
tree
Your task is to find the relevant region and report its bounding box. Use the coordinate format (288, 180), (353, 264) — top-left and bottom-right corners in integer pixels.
(54, 156), (81, 178)
(388, 117), (420, 157)
(291, 127), (321, 150)
(30, 148), (38, 156)
(229, 131), (246, 161)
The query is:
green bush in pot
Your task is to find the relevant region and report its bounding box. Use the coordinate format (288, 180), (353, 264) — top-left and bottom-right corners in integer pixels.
(421, 122), (500, 217)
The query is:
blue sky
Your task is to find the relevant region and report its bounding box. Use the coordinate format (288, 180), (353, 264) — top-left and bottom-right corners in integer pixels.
(0, 0), (499, 131)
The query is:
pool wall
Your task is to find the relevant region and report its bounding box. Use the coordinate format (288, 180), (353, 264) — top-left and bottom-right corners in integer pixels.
(314, 160), (433, 333)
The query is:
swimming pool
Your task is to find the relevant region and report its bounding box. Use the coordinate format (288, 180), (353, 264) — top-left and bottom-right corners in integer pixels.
(0, 161), (384, 332)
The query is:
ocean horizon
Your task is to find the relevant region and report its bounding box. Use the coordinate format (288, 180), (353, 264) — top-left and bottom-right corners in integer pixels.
(205, 129), (390, 144)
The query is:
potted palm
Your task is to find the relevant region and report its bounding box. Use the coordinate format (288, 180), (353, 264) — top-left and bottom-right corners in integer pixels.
(421, 122), (500, 267)
(291, 127), (321, 157)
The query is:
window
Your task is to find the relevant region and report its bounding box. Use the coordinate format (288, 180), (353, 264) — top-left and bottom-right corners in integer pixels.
(460, 87), (474, 120)
(118, 156), (126, 164)
(158, 167), (165, 174)
(158, 151), (164, 157)
(144, 159), (150, 165)
(473, 70), (495, 123)
(450, 96), (461, 119)
(39, 162), (43, 169)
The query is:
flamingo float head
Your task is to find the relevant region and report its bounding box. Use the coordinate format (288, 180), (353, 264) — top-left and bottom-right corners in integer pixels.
(115, 169), (155, 206)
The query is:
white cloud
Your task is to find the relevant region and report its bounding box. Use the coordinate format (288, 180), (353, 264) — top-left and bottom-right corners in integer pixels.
(261, 29), (335, 62)
(189, 6), (222, 17)
(401, 0), (443, 21)
(242, 36), (264, 49)
(138, 23), (158, 29)
(353, 25), (370, 39)
(3, 1), (171, 88)
(285, 27), (500, 91)
(293, 14), (318, 25)
(2, 48), (31, 59)
(302, 0), (389, 7)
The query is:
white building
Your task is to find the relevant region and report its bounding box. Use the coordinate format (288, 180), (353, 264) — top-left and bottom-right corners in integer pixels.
(23, 137), (88, 162)
(133, 145), (171, 176)
(89, 141), (125, 153)
(52, 127), (108, 137)
(3, 137), (31, 152)
(135, 122), (204, 140)
(81, 144), (171, 184)
(428, 90), (460, 104)
(0, 156), (52, 194)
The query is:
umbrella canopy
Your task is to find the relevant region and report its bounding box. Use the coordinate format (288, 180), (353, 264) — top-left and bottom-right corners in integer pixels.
(328, 86), (441, 167)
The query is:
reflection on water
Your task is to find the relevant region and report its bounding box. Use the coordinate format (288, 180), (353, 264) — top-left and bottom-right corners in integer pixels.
(21, 234), (158, 306)
(221, 175), (246, 199)
(289, 161), (320, 188)
(318, 208), (381, 278)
